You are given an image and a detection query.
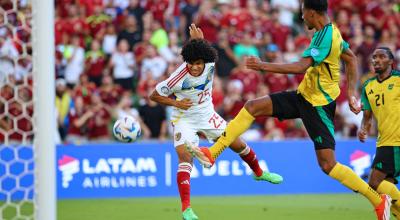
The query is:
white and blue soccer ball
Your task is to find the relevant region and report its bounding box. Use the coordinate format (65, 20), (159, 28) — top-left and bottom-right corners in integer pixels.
(113, 116), (141, 142)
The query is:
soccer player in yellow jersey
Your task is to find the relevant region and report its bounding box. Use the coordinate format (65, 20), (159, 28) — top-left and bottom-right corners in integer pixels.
(359, 47), (400, 220)
(185, 0), (392, 219)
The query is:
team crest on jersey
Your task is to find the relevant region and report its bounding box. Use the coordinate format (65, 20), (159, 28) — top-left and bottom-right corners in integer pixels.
(311, 48), (319, 57)
(175, 132), (181, 141)
(388, 84), (394, 90)
(161, 86), (170, 95)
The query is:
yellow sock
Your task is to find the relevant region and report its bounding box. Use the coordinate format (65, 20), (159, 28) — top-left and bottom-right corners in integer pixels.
(210, 108), (255, 159)
(377, 180), (400, 217)
(329, 163), (382, 207)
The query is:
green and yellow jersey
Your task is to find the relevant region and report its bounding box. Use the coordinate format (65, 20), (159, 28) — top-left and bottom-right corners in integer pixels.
(361, 70), (400, 147)
(298, 23), (349, 106)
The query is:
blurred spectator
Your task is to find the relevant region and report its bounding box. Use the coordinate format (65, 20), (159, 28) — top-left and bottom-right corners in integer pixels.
(0, 37), (19, 80)
(223, 79), (245, 119)
(102, 24), (118, 56)
(140, 45), (168, 81)
(66, 93), (91, 144)
(213, 29), (238, 78)
(117, 15), (142, 50)
(229, 59), (261, 100)
(263, 118), (284, 141)
(73, 74), (97, 105)
(268, 9), (291, 52)
(86, 5), (112, 36)
(284, 119), (307, 139)
(194, 0), (220, 44)
(233, 31), (259, 59)
(109, 39), (136, 90)
(138, 90), (167, 140)
(127, 0), (146, 32)
(64, 35), (85, 88)
(180, 0), (200, 40)
(356, 26), (377, 75)
(99, 74), (123, 107)
(55, 78), (72, 141)
(85, 40), (107, 86)
(149, 20), (169, 54)
(270, 0), (299, 27)
(145, 0), (170, 28)
(87, 92), (112, 142)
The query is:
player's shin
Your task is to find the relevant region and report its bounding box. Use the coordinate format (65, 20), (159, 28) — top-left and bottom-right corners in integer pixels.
(210, 108), (255, 159)
(177, 162), (192, 211)
(329, 162), (382, 207)
(239, 145), (263, 177)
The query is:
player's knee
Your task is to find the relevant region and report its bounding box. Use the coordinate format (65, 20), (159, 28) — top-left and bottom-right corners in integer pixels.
(319, 161), (336, 174)
(244, 99), (262, 117)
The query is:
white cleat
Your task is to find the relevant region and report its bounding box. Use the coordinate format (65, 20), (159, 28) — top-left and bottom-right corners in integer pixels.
(184, 141), (214, 168)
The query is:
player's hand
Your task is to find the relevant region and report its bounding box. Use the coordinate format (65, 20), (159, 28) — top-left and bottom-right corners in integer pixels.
(245, 56), (263, 71)
(175, 98), (193, 110)
(357, 128), (368, 143)
(348, 96), (362, 114)
(189, 24), (204, 40)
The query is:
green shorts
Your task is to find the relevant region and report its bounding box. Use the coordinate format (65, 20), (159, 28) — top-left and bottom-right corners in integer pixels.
(270, 91), (336, 150)
(372, 146), (400, 184)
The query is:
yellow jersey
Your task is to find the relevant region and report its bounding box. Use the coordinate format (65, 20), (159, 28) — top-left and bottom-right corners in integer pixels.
(361, 70), (400, 147)
(298, 23), (348, 106)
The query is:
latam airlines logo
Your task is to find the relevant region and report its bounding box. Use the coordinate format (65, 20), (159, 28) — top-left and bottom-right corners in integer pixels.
(57, 154), (158, 189)
(58, 155), (80, 188)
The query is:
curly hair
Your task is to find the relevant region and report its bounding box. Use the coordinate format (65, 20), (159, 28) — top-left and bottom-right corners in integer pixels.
(181, 39), (218, 64)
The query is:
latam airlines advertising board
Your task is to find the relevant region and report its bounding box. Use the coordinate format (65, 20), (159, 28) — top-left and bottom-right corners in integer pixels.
(0, 140), (378, 199)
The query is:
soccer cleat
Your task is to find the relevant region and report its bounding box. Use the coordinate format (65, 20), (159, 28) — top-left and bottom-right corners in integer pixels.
(182, 207), (199, 220)
(253, 171), (284, 184)
(375, 194), (392, 220)
(185, 141), (215, 168)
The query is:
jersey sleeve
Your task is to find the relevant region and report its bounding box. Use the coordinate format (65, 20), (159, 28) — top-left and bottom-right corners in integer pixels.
(341, 40), (349, 53)
(361, 82), (371, 111)
(155, 63), (187, 97)
(302, 25), (333, 66)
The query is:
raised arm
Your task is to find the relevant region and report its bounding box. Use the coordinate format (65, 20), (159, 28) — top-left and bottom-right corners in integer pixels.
(245, 56), (313, 74)
(341, 48), (361, 114)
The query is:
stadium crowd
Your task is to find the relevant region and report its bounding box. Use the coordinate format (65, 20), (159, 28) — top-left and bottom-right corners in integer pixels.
(0, 0), (399, 144)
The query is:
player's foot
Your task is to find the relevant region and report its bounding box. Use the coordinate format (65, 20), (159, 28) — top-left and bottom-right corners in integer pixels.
(375, 194), (392, 220)
(185, 141), (214, 168)
(253, 171), (283, 184)
(182, 207), (199, 220)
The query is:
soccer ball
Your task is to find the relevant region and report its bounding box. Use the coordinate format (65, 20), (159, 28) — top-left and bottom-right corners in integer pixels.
(113, 116), (141, 142)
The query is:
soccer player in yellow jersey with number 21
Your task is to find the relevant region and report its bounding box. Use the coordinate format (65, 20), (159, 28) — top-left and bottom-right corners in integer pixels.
(359, 47), (400, 220)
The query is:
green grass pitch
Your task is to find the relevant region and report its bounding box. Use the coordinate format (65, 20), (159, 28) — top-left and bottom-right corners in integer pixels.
(56, 194), (376, 220)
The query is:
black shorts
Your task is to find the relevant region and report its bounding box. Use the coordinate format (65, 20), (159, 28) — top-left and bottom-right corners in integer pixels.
(372, 146), (400, 184)
(270, 91), (336, 150)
